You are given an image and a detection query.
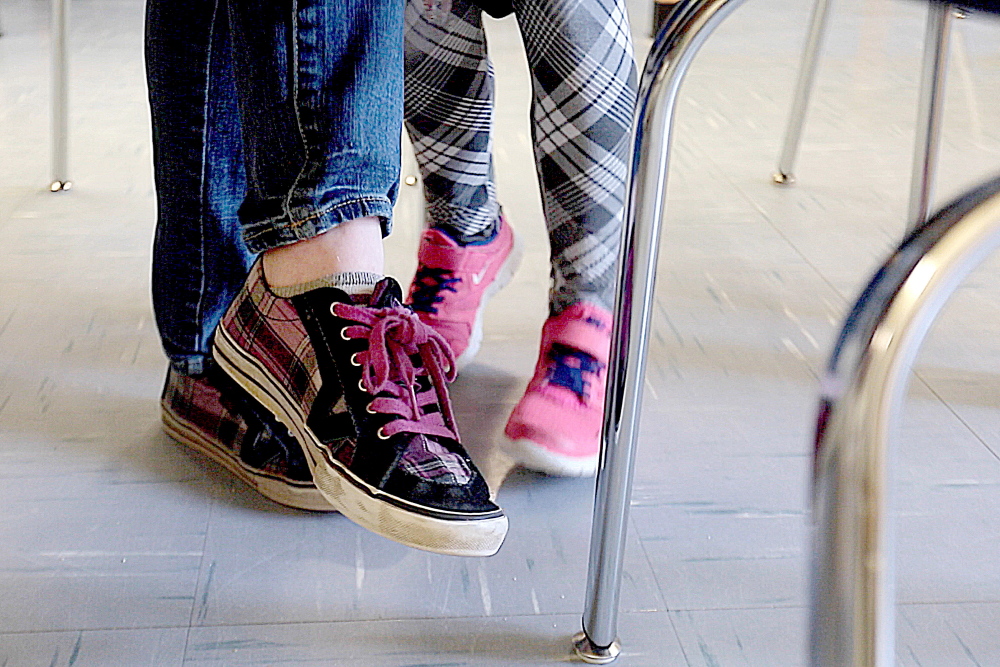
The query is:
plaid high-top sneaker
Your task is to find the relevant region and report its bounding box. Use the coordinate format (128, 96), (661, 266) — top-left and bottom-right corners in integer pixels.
(212, 260), (508, 556)
(161, 365), (333, 511)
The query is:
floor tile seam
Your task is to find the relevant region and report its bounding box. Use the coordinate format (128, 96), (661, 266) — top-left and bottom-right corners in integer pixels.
(639, 555), (807, 615)
(633, 517), (684, 616)
(670, 137), (853, 380)
(178, 625), (193, 667)
(666, 603), (804, 613)
(185, 495), (219, 645)
(630, 514), (672, 612)
(173, 609), (687, 633)
(0, 190), (50, 233)
(0, 608), (705, 638)
(0, 600), (844, 637)
(8, 601), (990, 637)
(0, 623), (193, 637)
(664, 608), (694, 667)
(912, 370), (1000, 464)
(712, 216), (852, 385)
(667, 599), (1000, 613)
(899, 600), (1000, 607)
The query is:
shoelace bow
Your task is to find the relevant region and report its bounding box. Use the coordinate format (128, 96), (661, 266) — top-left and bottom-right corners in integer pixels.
(333, 302), (459, 440)
(408, 266), (460, 313)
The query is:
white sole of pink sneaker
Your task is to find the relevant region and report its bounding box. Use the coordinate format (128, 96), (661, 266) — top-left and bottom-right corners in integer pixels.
(161, 404), (336, 512)
(214, 326), (509, 557)
(455, 227), (525, 371)
(502, 436), (598, 478)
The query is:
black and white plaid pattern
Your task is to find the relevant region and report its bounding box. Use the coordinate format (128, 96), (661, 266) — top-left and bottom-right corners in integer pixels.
(404, 0), (637, 314)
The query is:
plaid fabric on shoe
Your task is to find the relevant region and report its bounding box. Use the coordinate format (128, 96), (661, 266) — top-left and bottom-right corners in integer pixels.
(160, 365), (333, 511)
(213, 260), (507, 557)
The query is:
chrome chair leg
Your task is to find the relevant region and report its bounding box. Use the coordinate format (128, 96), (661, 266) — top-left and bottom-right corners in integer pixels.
(907, 2), (953, 229)
(51, 0), (71, 192)
(811, 175), (1000, 666)
(776, 0), (953, 231)
(773, 0), (833, 185)
(575, 0), (749, 661)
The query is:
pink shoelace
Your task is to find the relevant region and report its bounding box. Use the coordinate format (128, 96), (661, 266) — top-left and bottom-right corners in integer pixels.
(333, 302), (459, 441)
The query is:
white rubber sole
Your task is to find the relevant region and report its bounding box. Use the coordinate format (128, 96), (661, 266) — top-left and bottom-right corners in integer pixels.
(455, 228), (525, 371)
(213, 326), (508, 557)
(161, 404), (335, 512)
(502, 435), (598, 478)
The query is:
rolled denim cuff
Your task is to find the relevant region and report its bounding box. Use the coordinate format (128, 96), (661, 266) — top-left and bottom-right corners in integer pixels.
(242, 195), (394, 255)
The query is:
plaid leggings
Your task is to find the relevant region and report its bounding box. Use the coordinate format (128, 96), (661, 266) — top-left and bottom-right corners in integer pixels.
(404, 0), (638, 314)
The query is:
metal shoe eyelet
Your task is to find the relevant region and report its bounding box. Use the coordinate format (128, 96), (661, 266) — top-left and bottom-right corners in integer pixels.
(377, 427), (389, 440)
(330, 303), (337, 316)
(350, 352), (361, 367)
(358, 379), (366, 392)
(366, 402), (376, 414)
(340, 327), (351, 340)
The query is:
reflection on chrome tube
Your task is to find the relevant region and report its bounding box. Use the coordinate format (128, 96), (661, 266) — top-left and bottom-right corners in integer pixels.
(812, 175), (1000, 666)
(576, 0), (750, 662)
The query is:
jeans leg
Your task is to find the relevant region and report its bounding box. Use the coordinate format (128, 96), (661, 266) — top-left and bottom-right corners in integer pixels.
(147, 0), (251, 376)
(227, 0), (404, 253)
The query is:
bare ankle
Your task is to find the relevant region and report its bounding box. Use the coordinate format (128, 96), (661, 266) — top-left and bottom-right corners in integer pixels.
(263, 216), (385, 288)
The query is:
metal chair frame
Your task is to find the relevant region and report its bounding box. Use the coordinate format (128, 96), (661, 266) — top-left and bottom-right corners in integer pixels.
(774, 0), (956, 230)
(51, 0), (71, 191)
(811, 175), (1000, 666)
(574, 0), (750, 661)
(576, 1), (994, 663)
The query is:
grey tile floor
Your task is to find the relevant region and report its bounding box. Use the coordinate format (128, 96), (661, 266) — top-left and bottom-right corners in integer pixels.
(2, 0), (1000, 664)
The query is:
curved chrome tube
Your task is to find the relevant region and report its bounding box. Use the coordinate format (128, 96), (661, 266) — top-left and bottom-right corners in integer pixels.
(811, 174), (1000, 666)
(577, 0), (749, 661)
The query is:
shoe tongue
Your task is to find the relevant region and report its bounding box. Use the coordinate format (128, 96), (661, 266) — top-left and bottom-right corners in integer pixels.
(368, 277), (404, 308)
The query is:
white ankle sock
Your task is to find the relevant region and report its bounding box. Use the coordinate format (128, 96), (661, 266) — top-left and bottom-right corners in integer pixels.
(270, 271), (383, 298)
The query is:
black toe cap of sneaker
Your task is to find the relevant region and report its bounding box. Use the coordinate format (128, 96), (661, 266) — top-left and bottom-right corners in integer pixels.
(384, 468), (501, 516)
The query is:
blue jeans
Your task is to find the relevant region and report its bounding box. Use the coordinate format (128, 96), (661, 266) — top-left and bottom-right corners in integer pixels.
(146, 0), (403, 375)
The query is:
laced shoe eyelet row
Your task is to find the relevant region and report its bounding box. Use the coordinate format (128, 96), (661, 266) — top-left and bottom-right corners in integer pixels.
(330, 299), (459, 446)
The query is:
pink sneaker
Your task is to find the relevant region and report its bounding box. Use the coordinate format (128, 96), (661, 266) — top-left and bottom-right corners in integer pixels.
(406, 217), (522, 370)
(503, 303), (612, 477)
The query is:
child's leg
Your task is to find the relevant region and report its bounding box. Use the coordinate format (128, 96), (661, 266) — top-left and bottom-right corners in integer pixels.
(148, 0), (332, 512)
(502, 0), (638, 477)
(402, 0), (523, 369)
(514, 0), (638, 316)
(210, 0), (507, 553)
(404, 0), (500, 243)
(147, 0), (252, 378)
